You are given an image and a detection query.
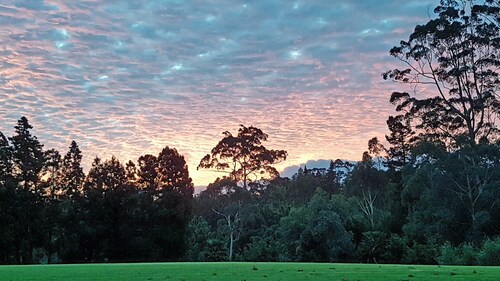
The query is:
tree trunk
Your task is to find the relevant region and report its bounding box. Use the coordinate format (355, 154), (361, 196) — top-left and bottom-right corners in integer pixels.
(47, 227), (53, 264)
(229, 227), (234, 262)
(243, 167), (247, 191)
(212, 208), (239, 262)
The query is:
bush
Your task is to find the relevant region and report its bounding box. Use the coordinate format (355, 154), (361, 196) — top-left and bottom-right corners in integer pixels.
(478, 237), (500, 266)
(460, 243), (478, 265)
(437, 242), (460, 265)
(356, 231), (386, 263)
(404, 242), (439, 264)
(242, 236), (277, 262)
(382, 234), (408, 264)
(437, 242), (477, 265)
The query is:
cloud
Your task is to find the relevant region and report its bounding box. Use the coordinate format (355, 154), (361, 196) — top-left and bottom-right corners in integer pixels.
(0, 0), (440, 186)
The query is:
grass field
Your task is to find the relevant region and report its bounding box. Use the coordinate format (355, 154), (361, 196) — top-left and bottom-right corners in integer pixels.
(0, 262), (499, 281)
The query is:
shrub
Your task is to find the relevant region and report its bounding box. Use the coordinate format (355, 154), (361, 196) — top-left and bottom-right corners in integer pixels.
(477, 237), (500, 266)
(356, 231), (386, 263)
(404, 242), (439, 264)
(460, 243), (477, 265)
(382, 234), (408, 264)
(437, 242), (460, 265)
(242, 236), (277, 262)
(437, 242), (478, 265)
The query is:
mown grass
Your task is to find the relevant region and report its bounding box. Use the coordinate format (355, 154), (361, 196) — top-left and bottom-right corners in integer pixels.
(0, 262), (499, 281)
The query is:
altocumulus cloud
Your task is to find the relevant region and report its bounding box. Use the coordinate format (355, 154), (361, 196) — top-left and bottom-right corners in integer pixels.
(0, 0), (438, 186)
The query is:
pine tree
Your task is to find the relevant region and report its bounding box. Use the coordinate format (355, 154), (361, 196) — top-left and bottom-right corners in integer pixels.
(61, 141), (85, 198)
(42, 148), (63, 199)
(385, 115), (416, 168)
(9, 117), (45, 190)
(0, 132), (14, 185)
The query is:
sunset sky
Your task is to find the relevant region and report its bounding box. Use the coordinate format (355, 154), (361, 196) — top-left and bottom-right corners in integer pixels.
(0, 0), (439, 186)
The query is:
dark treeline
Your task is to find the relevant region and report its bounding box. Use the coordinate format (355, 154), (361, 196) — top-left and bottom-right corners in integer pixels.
(1, 0), (499, 265)
(0, 117), (193, 263)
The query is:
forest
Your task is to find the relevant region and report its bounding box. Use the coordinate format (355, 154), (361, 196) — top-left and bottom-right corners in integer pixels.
(0, 0), (499, 265)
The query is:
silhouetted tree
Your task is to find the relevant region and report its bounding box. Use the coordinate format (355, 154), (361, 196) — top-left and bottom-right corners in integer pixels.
(37, 148), (65, 263)
(125, 160), (137, 183)
(198, 125), (287, 190)
(61, 141), (85, 199)
(156, 146), (193, 198)
(326, 159), (354, 193)
(383, 0), (500, 147)
(137, 154), (158, 191)
(0, 131), (17, 263)
(5, 117), (46, 263)
(81, 156), (130, 261)
(134, 146), (194, 260)
(9, 117), (45, 191)
(0, 132), (14, 186)
(41, 148), (63, 199)
(385, 115), (417, 168)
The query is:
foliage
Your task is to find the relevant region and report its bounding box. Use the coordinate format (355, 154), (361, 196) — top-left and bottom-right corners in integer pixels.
(9, 117), (45, 191)
(275, 190), (354, 262)
(402, 143), (500, 245)
(0, 0), (499, 264)
(382, 234), (408, 264)
(60, 141), (85, 199)
(345, 158), (390, 230)
(356, 231), (387, 263)
(478, 237), (500, 265)
(385, 114), (417, 168)
(403, 242), (439, 265)
(437, 237), (500, 266)
(384, 0), (500, 147)
(198, 125), (287, 190)
(437, 242), (478, 265)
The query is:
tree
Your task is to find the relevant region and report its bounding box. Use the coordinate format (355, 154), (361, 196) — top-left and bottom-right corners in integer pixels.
(61, 141), (85, 199)
(81, 156), (128, 261)
(0, 132), (14, 186)
(199, 177), (250, 201)
(38, 149), (64, 264)
(125, 160), (137, 183)
(41, 149), (63, 199)
(156, 147), (193, 198)
(383, 0), (500, 147)
(346, 156), (390, 230)
(443, 145), (500, 240)
(286, 168), (326, 204)
(184, 216), (226, 261)
(136, 147), (194, 198)
(386, 115), (417, 168)
(9, 117), (45, 190)
(5, 118), (46, 263)
(212, 204), (241, 261)
(276, 190), (354, 262)
(85, 156), (126, 192)
(198, 125), (287, 190)
(365, 137), (388, 170)
(0, 131), (17, 263)
(134, 146), (194, 260)
(196, 177), (252, 261)
(137, 154), (158, 191)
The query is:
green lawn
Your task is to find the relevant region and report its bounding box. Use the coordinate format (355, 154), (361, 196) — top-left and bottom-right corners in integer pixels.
(0, 262), (499, 281)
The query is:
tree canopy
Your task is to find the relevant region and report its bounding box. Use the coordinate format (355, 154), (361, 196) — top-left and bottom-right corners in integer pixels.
(0, 0), (499, 266)
(383, 0), (500, 147)
(198, 125), (287, 190)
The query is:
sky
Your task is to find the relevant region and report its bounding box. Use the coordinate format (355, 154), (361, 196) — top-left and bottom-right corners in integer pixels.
(0, 0), (439, 187)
